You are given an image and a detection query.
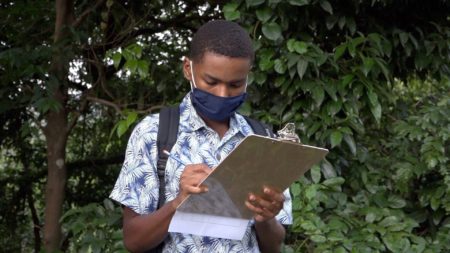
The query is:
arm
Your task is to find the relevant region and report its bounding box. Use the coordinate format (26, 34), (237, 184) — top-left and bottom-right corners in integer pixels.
(245, 187), (287, 253)
(122, 164), (211, 252)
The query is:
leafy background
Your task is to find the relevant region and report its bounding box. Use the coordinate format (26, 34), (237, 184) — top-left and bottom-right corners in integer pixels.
(0, 0), (448, 252)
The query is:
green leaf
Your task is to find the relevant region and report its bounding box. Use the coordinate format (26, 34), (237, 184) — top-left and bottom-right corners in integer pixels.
(379, 216), (399, 227)
(366, 89), (378, 107)
(311, 165), (321, 183)
(129, 44), (142, 58)
(388, 195), (406, 209)
(224, 10), (240, 21)
(288, 0), (309, 6)
(274, 76), (286, 87)
(362, 57), (375, 76)
(307, 122), (321, 137)
(137, 60), (149, 78)
(338, 16), (346, 29)
(246, 0), (265, 7)
(323, 177), (345, 186)
(305, 185), (317, 199)
(296, 58), (308, 79)
(282, 110), (295, 122)
(116, 120), (128, 138)
(346, 17), (356, 35)
(311, 85), (324, 106)
(399, 32), (409, 47)
(124, 59), (138, 74)
(326, 15), (338, 30)
(256, 7), (272, 22)
(327, 100), (342, 116)
(330, 131), (343, 147)
(254, 72), (267, 85)
(366, 212), (377, 223)
(238, 101), (252, 116)
(374, 57), (390, 80)
(103, 199), (115, 211)
(334, 246), (347, 253)
(328, 217), (349, 232)
(370, 102), (382, 124)
(112, 53), (122, 69)
(320, 0), (333, 14)
(291, 183), (301, 196)
(323, 83), (337, 101)
(294, 41), (308, 54)
(341, 74), (354, 86)
(262, 22), (282, 41)
(223, 3), (240, 20)
(274, 59), (286, 74)
(286, 39), (296, 52)
(430, 197), (440, 211)
(343, 134), (356, 155)
(321, 159), (337, 179)
(126, 112), (138, 127)
(310, 235), (326, 243)
(334, 44), (346, 61)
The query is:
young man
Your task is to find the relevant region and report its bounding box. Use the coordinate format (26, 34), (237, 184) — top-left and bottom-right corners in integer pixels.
(110, 20), (292, 253)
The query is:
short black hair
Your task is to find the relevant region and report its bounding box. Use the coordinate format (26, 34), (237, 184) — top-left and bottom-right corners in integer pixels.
(189, 20), (254, 63)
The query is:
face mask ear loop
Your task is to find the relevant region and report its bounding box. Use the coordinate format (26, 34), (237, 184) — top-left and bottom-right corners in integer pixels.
(189, 60), (197, 90)
(244, 76), (248, 92)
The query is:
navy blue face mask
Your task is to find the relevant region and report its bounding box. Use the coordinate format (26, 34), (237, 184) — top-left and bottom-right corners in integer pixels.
(189, 61), (248, 121)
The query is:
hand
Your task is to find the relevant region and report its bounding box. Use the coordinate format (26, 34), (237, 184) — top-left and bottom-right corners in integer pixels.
(245, 186), (285, 223)
(173, 164), (211, 207)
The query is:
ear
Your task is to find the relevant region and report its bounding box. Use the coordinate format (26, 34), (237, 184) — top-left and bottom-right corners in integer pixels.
(182, 56), (192, 81)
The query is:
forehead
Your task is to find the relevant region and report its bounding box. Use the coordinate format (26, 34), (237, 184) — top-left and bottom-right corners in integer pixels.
(194, 52), (251, 79)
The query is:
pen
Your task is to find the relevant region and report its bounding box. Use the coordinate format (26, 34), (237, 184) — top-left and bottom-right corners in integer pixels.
(163, 150), (186, 166)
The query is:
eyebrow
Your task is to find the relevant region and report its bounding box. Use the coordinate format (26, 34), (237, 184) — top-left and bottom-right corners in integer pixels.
(203, 73), (246, 84)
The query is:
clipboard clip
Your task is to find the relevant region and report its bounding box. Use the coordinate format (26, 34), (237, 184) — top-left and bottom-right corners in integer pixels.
(277, 123), (301, 143)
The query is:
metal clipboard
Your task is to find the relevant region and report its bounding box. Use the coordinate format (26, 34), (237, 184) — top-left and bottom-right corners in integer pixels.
(176, 134), (329, 219)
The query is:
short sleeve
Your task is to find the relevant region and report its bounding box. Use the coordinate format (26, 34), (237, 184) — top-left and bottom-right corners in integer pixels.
(275, 188), (293, 225)
(109, 114), (160, 214)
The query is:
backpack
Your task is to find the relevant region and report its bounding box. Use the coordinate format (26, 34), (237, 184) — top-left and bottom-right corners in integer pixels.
(149, 105), (275, 253)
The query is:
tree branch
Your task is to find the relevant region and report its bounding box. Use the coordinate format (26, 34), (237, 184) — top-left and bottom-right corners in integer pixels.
(86, 95), (164, 116)
(73, 0), (106, 28)
(86, 95), (123, 115)
(66, 154), (124, 170)
(67, 91), (90, 133)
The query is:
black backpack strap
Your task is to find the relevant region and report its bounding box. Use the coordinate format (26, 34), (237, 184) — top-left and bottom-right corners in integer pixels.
(147, 106), (179, 253)
(156, 106), (180, 209)
(243, 116), (276, 138)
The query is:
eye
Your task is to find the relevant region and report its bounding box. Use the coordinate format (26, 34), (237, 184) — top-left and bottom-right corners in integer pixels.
(205, 80), (217, 86)
(230, 82), (245, 88)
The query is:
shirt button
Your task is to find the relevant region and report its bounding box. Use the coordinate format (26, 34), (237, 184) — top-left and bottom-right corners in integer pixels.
(216, 153), (221, 161)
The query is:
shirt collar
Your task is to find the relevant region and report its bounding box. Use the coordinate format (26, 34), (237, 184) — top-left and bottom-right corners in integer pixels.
(178, 93), (252, 136)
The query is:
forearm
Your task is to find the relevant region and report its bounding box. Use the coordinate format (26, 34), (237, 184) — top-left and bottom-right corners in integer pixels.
(123, 198), (181, 252)
(254, 218), (286, 253)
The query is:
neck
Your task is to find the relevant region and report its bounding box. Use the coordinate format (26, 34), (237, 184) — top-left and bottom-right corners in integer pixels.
(201, 115), (229, 139)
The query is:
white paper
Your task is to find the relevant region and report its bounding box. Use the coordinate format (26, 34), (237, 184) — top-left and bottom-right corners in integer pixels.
(168, 211), (250, 240)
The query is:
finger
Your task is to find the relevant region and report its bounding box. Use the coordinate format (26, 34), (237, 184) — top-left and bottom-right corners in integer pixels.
(245, 200), (265, 215)
(245, 201), (273, 220)
(246, 196), (273, 215)
(263, 187), (285, 203)
(250, 193), (280, 211)
(184, 185), (208, 194)
(249, 193), (282, 215)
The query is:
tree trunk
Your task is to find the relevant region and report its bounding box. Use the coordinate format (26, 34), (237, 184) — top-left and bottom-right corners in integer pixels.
(43, 96), (69, 251)
(43, 0), (73, 251)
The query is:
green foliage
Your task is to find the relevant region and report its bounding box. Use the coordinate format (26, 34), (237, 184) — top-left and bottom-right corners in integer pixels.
(61, 199), (125, 253)
(224, 0), (450, 252)
(285, 80), (449, 252)
(0, 0), (449, 251)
